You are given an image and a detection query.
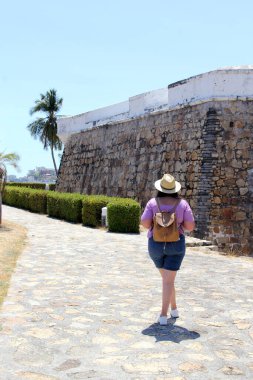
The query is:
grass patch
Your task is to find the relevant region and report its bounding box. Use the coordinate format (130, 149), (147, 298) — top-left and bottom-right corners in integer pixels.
(0, 220), (27, 307)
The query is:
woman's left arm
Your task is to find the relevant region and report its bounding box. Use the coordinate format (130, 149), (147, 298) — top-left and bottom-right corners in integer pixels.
(141, 200), (153, 229)
(141, 219), (153, 229)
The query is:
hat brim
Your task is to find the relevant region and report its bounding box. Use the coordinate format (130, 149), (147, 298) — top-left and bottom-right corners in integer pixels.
(154, 179), (181, 194)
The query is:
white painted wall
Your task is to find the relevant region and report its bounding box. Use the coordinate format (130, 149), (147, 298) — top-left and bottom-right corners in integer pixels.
(58, 101), (129, 144)
(57, 66), (253, 144)
(129, 88), (168, 117)
(167, 67), (253, 108)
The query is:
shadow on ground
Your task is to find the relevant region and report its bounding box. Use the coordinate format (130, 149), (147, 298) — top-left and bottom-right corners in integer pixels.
(142, 318), (200, 343)
(0, 225), (12, 232)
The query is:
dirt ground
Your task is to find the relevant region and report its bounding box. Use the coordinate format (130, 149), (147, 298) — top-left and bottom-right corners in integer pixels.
(0, 220), (27, 306)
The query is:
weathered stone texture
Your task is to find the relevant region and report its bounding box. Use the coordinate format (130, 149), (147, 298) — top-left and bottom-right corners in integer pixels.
(56, 100), (253, 255)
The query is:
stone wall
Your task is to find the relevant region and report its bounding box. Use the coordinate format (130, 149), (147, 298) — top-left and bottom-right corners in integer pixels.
(56, 99), (253, 255)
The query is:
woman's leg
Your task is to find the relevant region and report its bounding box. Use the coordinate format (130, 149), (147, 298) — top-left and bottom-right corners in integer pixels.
(159, 269), (177, 310)
(158, 269), (177, 316)
(170, 286), (177, 310)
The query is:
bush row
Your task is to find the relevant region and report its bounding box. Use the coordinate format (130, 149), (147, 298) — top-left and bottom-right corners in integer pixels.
(82, 195), (117, 227)
(3, 186), (48, 213)
(107, 199), (140, 233)
(47, 192), (85, 223)
(3, 186), (140, 233)
(7, 182), (46, 189)
(6, 182), (56, 190)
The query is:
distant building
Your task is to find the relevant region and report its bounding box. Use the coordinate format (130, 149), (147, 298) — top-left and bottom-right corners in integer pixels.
(7, 166), (57, 183)
(7, 175), (18, 182)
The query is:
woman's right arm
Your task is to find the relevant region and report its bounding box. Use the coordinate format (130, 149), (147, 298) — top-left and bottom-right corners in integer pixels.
(182, 220), (195, 232)
(182, 200), (195, 232)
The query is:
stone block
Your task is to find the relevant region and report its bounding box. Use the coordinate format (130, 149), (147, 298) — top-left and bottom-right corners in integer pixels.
(191, 151), (198, 160)
(231, 159), (242, 169)
(216, 236), (230, 245)
(239, 188), (248, 196)
(222, 208), (234, 218)
(236, 178), (246, 187)
(233, 211), (247, 221)
(235, 120), (243, 128)
(241, 245), (251, 255)
(243, 227), (250, 237)
(212, 197), (221, 204)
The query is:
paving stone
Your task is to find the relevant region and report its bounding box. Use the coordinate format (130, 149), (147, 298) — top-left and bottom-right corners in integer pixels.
(55, 359), (81, 371)
(122, 362), (172, 374)
(66, 371), (108, 379)
(17, 372), (59, 380)
(220, 366), (244, 375)
(215, 349), (238, 360)
(178, 362), (206, 373)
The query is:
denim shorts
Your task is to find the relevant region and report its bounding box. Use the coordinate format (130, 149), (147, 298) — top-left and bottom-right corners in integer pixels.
(148, 234), (186, 271)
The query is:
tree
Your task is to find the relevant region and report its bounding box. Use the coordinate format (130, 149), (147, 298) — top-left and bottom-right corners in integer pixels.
(0, 152), (20, 224)
(27, 89), (63, 175)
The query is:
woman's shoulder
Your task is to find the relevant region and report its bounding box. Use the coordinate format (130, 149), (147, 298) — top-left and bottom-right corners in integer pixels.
(145, 197), (157, 207)
(178, 198), (192, 209)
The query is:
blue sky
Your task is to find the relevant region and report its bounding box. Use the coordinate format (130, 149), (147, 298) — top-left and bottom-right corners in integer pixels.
(1, 0), (253, 176)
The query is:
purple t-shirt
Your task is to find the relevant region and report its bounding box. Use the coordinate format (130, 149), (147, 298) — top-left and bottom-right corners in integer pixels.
(141, 197), (194, 238)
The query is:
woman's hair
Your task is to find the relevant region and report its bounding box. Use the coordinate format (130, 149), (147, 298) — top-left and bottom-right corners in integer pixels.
(156, 191), (180, 198)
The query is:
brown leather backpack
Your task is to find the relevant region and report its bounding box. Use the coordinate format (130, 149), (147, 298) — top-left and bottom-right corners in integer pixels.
(153, 198), (181, 242)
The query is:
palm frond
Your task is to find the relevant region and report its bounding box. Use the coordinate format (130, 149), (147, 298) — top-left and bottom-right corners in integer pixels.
(30, 89), (63, 115)
(27, 118), (47, 138)
(0, 152), (20, 171)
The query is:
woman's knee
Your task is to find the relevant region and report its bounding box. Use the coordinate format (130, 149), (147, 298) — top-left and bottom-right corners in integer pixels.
(161, 271), (176, 285)
(162, 278), (174, 286)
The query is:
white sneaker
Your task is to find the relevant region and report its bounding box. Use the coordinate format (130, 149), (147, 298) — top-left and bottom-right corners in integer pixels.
(170, 308), (179, 318)
(158, 316), (167, 325)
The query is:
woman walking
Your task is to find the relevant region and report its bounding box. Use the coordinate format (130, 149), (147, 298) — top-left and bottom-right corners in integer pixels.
(141, 174), (195, 325)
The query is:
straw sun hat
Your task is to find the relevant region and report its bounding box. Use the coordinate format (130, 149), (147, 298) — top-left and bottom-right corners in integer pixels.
(154, 173), (181, 194)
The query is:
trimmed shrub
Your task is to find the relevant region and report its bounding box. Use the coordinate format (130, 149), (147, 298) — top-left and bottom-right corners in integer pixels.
(107, 199), (141, 233)
(49, 184), (56, 191)
(47, 192), (85, 223)
(3, 186), (48, 213)
(82, 195), (115, 227)
(6, 182), (46, 189)
(28, 190), (48, 213)
(3, 186), (28, 209)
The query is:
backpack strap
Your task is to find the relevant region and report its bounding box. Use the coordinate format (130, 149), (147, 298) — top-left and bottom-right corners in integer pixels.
(155, 197), (181, 213)
(156, 197), (162, 213)
(171, 198), (181, 212)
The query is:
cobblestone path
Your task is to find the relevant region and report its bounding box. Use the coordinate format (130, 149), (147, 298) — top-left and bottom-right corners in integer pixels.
(0, 205), (253, 380)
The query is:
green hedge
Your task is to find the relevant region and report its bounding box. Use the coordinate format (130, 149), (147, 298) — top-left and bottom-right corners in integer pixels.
(3, 187), (141, 233)
(82, 195), (114, 227)
(3, 186), (48, 213)
(3, 186), (29, 209)
(47, 192), (85, 223)
(49, 184), (56, 191)
(82, 196), (140, 232)
(7, 182), (46, 189)
(107, 199), (140, 233)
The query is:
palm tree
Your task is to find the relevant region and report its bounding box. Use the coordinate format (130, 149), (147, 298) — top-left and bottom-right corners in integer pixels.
(27, 89), (63, 175)
(0, 152), (20, 224)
